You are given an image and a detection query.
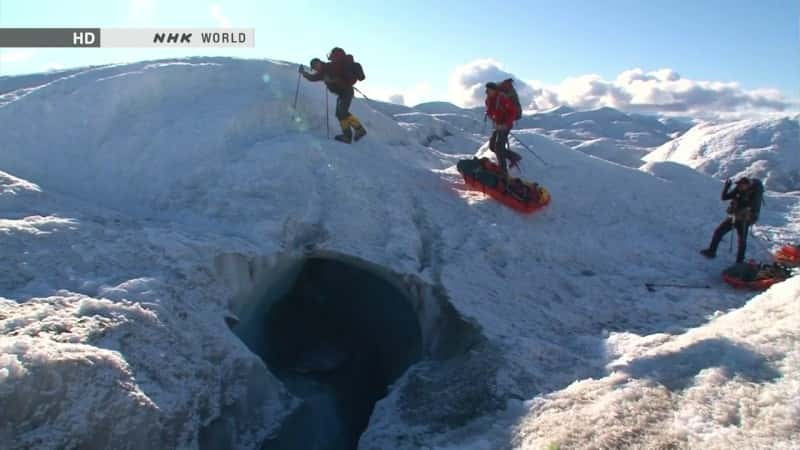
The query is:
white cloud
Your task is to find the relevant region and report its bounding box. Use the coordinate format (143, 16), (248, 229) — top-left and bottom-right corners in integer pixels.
(551, 67), (790, 114)
(128, 0), (156, 25)
(0, 50), (35, 64)
(388, 94), (405, 105)
(447, 59), (542, 110)
(401, 82), (433, 106)
(363, 81), (433, 107)
(209, 5), (232, 28)
(449, 59), (513, 108)
(448, 59), (793, 115)
(43, 62), (65, 72)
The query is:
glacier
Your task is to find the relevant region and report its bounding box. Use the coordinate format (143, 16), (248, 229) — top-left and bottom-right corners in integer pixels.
(0, 57), (798, 450)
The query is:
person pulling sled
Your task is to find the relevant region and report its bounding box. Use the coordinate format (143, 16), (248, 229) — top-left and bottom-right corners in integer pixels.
(700, 177), (764, 263)
(485, 79), (522, 176)
(300, 47), (367, 143)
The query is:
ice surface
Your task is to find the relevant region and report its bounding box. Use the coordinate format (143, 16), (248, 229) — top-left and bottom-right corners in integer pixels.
(0, 57), (797, 449)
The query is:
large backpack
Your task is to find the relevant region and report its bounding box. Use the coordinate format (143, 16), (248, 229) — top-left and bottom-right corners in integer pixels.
(731, 178), (765, 223)
(497, 78), (522, 120)
(750, 179), (764, 222)
(328, 47), (366, 85)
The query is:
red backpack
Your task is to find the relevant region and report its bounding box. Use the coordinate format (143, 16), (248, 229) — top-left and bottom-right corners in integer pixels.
(328, 47), (366, 85)
(497, 78), (522, 120)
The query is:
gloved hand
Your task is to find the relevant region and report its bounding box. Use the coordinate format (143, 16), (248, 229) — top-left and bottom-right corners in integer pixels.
(298, 65), (305, 74)
(724, 178), (732, 188)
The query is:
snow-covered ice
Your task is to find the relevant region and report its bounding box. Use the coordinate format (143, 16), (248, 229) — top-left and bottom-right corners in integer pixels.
(0, 57), (798, 449)
(645, 117), (800, 192)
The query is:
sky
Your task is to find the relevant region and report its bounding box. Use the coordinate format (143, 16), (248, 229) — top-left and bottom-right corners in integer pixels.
(1, 0), (798, 115)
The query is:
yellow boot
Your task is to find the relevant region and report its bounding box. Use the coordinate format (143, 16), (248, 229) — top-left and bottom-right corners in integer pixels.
(347, 115), (367, 141)
(335, 119), (352, 143)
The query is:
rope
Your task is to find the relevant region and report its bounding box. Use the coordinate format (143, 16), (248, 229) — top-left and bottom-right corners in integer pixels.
(508, 131), (548, 166)
(353, 86), (372, 103)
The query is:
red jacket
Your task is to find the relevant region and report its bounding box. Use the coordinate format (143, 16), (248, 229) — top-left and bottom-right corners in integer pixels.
(486, 93), (517, 128)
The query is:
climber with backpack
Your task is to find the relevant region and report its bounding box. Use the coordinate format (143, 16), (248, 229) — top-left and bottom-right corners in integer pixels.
(700, 177), (765, 263)
(300, 47), (367, 143)
(485, 79), (522, 176)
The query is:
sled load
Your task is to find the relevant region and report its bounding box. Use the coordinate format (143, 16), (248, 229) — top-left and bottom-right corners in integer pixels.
(774, 244), (800, 267)
(722, 261), (794, 290)
(456, 157), (550, 213)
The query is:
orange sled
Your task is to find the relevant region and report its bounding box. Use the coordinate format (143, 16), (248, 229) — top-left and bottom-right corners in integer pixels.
(774, 244), (800, 267)
(722, 261), (792, 291)
(456, 157), (550, 214)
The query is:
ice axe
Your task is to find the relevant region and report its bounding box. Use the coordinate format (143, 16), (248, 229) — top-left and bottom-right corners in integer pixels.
(645, 282), (711, 292)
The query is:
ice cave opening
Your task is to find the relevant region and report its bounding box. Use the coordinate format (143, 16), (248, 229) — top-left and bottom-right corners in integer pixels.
(235, 256), (424, 450)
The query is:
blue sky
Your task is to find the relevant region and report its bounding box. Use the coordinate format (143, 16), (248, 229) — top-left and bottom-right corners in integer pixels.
(1, 0), (798, 110)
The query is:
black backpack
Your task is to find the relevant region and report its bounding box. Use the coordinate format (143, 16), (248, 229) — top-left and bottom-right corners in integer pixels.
(329, 47), (365, 84)
(750, 179), (764, 222)
(350, 61), (365, 83)
(730, 179), (765, 223)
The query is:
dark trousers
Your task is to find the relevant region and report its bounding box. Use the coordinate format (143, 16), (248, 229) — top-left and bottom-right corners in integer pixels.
(708, 217), (749, 262)
(334, 86), (354, 121)
(489, 128), (511, 175)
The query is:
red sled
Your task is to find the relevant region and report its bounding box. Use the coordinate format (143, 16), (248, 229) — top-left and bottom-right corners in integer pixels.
(722, 261), (792, 291)
(456, 157), (551, 214)
(774, 244), (800, 267)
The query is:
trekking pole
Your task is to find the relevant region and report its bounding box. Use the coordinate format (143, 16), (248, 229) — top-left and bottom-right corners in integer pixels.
(750, 225), (772, 255)
(729, 231), (734, 253)
(728, 217), (735, 254)
(506, 139), (524, 176)
(292, 69), (302, 119)
(325, 88), (330, 139)
(509, 131), (548, 166)
(645, 282), (711, 292)
(293, 71), (302, 108)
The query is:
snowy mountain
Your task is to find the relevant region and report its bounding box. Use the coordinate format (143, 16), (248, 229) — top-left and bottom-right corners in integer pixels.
(515, 107), (694, 167)
(375, 100), (694, 168)
(1, 58), (798, 450)
(644, 117), (800, 192)
(412, 101), (469, 115)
